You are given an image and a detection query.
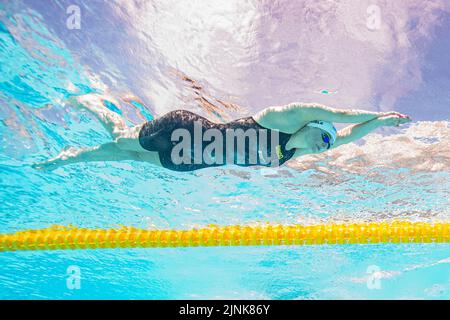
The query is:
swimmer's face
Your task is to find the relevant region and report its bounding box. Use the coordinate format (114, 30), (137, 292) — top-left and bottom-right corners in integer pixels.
(303, 126), (330, 152)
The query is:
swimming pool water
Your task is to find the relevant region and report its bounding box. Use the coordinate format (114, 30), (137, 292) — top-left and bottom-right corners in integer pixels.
(1, 1), (449, 299)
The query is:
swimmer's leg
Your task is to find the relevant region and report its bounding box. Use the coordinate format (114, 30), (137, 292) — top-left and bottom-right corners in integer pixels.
(67, 94), (128, 139)
(32, 142), (139, 171)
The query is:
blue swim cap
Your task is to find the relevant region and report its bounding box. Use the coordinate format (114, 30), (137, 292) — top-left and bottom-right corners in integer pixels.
(306, 120), (337, 145)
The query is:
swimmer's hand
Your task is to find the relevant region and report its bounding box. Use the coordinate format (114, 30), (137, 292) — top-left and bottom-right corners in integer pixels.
(378, 111), (410, 118)
(377, 112), (412, 127)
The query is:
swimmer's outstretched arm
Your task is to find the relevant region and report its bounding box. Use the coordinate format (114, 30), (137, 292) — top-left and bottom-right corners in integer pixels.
(286, 102), (407, 123)
(259, 102), (407, 124)
(32, 142), (140, 171)
(255, 103), (410, 133)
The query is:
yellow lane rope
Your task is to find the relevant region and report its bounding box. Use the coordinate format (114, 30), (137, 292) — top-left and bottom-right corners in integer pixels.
(1, 221), (449, 252)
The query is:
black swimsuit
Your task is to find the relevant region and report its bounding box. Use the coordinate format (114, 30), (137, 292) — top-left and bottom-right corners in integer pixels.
(138, 110), (295, 171)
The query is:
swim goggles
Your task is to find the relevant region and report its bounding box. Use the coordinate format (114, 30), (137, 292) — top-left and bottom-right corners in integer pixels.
(321, 132), (332, 149)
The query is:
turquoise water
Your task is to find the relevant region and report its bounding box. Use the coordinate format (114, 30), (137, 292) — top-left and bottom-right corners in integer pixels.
(1, 2), (449, 299)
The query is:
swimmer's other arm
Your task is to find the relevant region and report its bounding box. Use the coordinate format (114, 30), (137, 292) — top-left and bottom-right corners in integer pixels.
(293, 114), (412, 157)
(330, 118), (383, 149)
(331, 112), (412, 148)
(293, 119), (382, 157)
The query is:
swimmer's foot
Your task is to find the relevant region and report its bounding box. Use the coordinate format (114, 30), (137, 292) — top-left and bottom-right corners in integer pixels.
(31, 158), (62, 171)
(65, 95), (87, 111)
(31, 147), (78, 171)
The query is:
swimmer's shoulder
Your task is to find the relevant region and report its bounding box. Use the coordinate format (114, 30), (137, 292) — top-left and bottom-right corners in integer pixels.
(254, 103), (319, 133)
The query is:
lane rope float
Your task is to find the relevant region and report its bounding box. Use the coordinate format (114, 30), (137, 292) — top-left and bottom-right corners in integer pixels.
(1, 221), (449, 252)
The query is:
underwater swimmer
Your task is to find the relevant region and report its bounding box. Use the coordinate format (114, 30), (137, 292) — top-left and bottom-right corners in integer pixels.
(32, 94), (411, 172)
